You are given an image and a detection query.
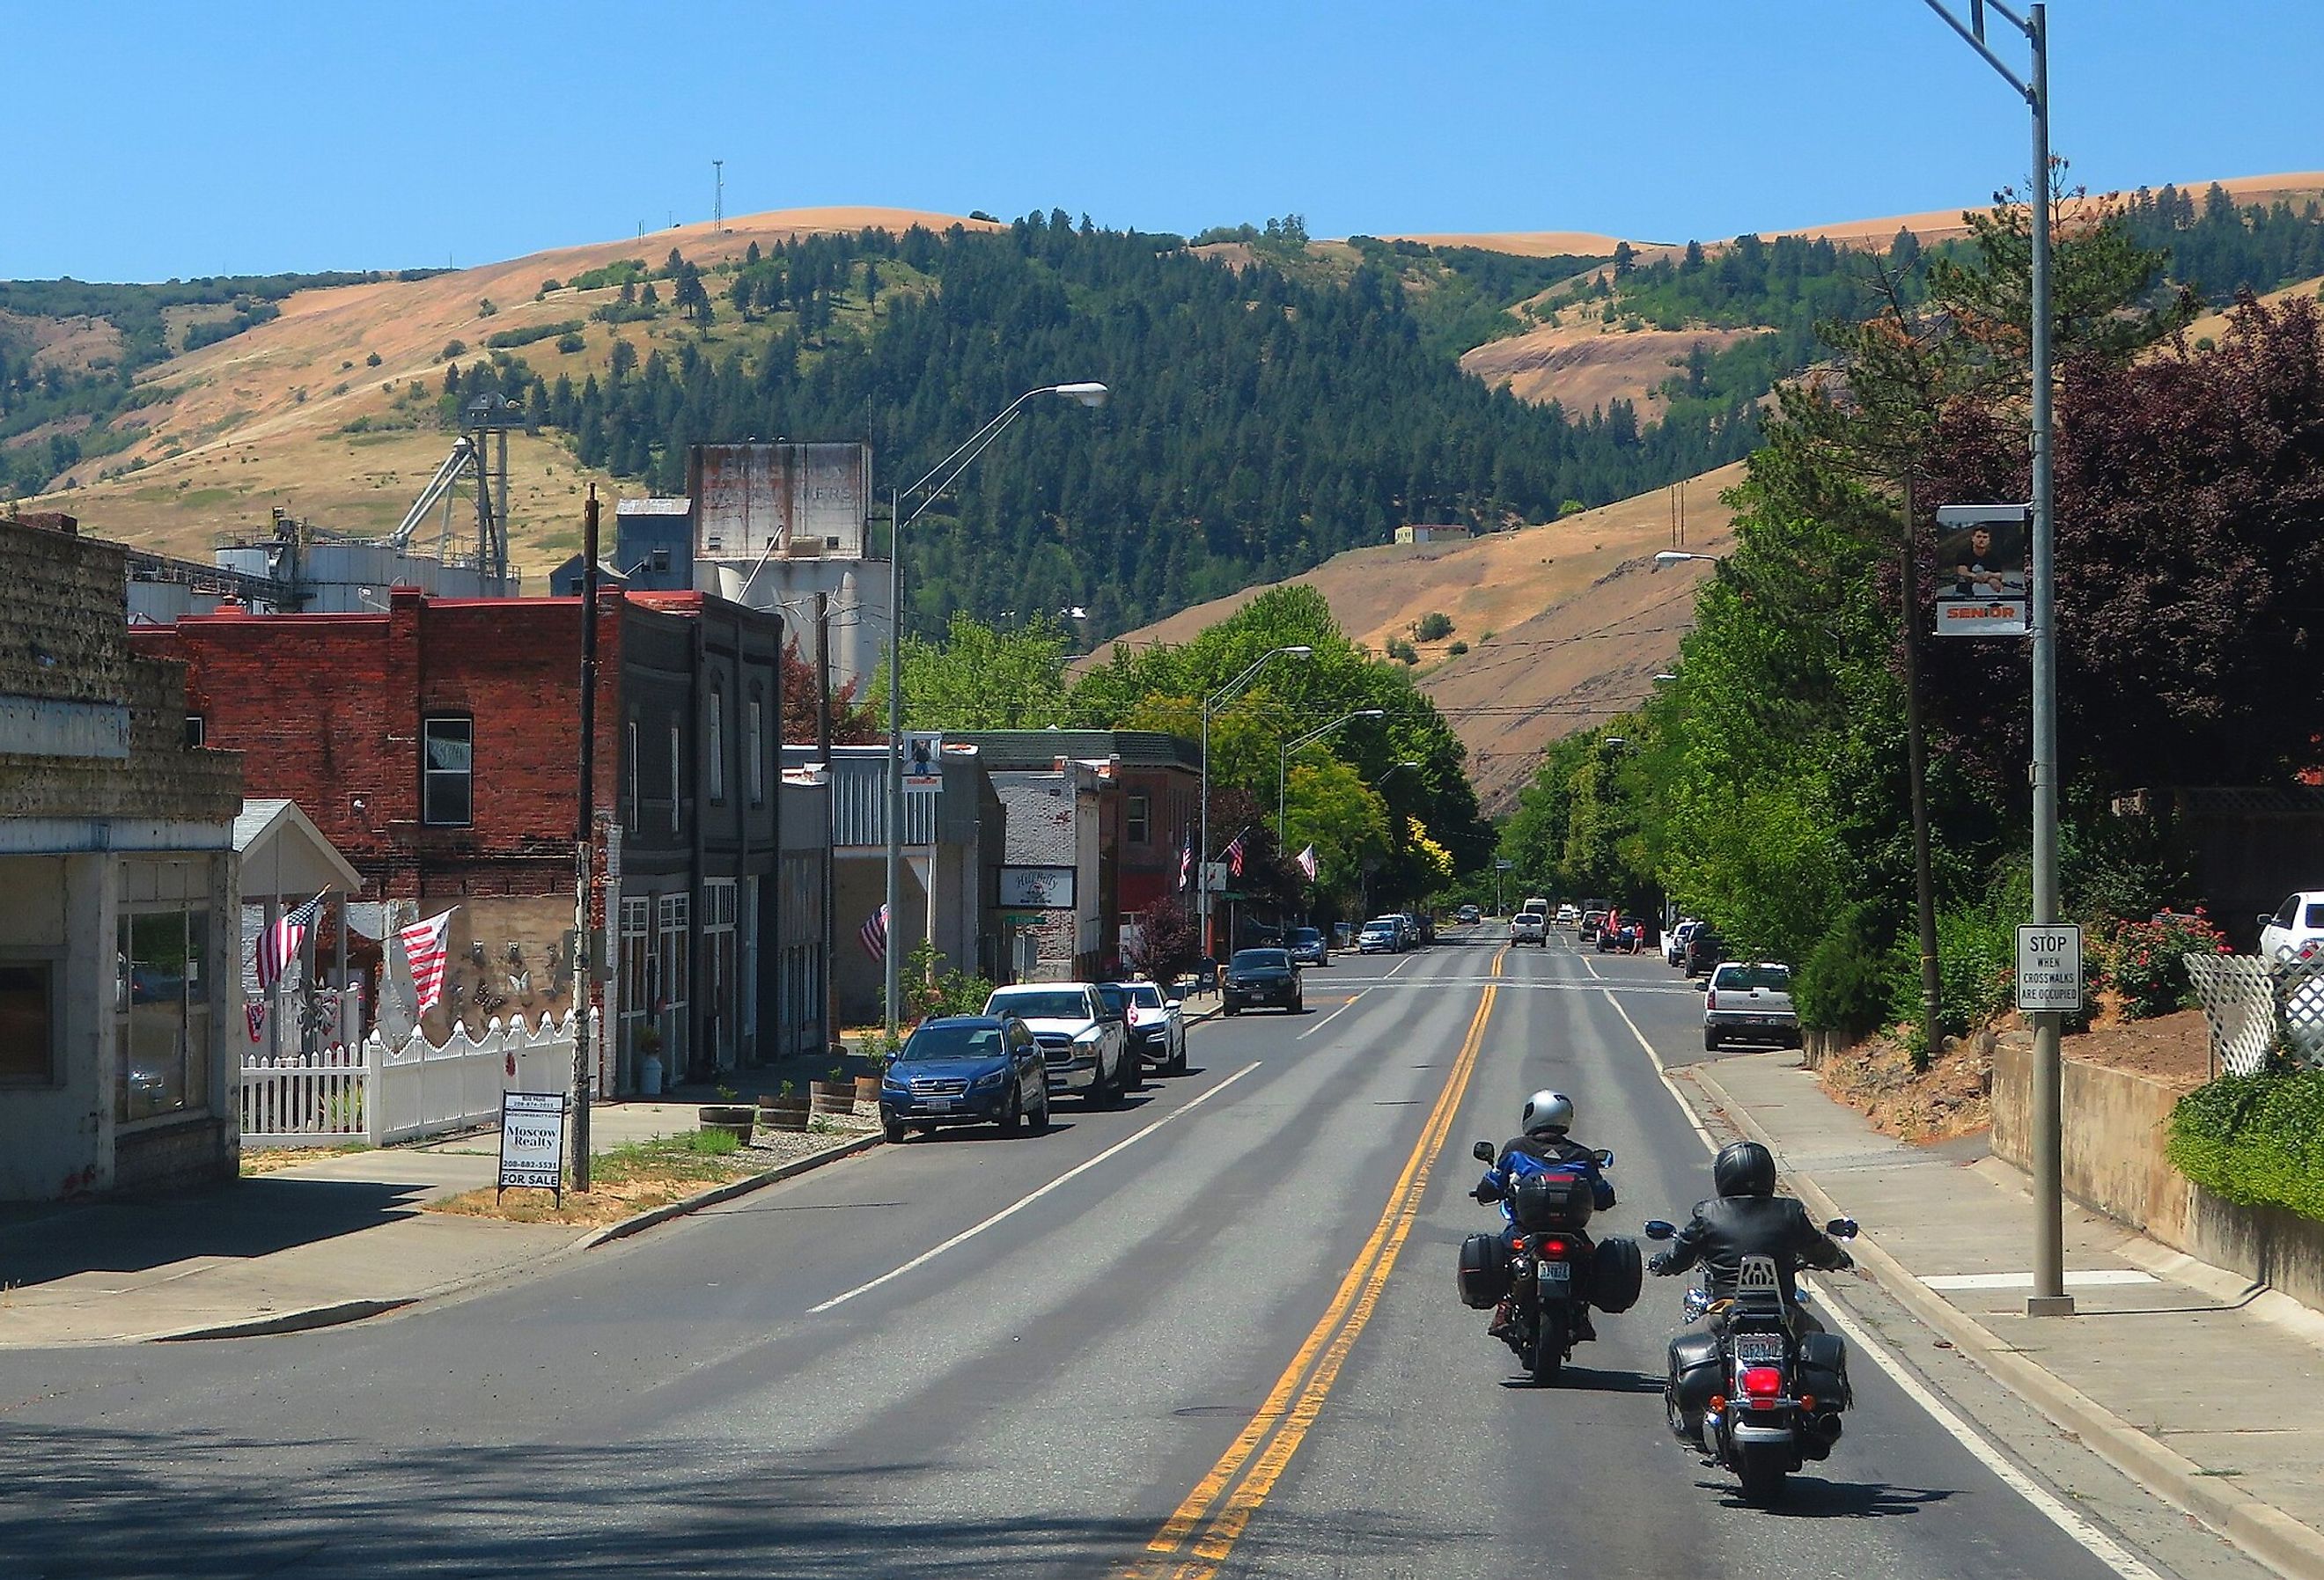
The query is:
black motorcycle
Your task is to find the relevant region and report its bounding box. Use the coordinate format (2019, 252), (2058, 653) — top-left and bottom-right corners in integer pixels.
(1456, 1141), (1642, 1384)
(1645, 1216), (1858, 1502)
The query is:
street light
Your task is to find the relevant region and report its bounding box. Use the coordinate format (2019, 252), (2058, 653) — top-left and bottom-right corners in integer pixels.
(1359, 762), (1423, 915)
(1652, 550), (1723, 571)
(1921, 0), (2069, 1319)
(1277, 709), (1386, 846)
(1198, 645), (1312, 959)
(884, 382), (1108, 1036)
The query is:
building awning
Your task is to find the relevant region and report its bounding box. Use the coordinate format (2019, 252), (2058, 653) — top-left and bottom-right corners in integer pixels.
(232, 798), (363, 899)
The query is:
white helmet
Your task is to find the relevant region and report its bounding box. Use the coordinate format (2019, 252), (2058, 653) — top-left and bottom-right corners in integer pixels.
(1522, 1089), (1574, 1135)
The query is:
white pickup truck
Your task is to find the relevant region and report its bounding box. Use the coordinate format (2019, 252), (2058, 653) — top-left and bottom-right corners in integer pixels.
(1510, 906), (1548, 947)
(1702, 962), (1800, 1052)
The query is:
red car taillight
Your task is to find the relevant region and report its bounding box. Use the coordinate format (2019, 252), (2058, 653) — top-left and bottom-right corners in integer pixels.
(1533, 1237), (1570, 1258)
(1740, 1365), (1783, 1399)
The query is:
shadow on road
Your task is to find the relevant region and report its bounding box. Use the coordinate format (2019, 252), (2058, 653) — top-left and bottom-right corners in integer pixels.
(0, 1177), (426, 1289)
(1498, 1364), (1665, 1394)
(1699, 1473), (1957, 1518)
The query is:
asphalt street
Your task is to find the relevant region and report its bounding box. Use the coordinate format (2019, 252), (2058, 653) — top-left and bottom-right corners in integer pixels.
(0, 929), (2243, 1578)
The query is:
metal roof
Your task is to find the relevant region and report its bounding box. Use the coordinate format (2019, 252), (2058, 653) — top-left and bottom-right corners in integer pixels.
(948, 729), (1200, 774)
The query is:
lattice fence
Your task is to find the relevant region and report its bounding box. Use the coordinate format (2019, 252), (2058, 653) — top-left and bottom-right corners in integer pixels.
(2184, 953), (2324, 1075)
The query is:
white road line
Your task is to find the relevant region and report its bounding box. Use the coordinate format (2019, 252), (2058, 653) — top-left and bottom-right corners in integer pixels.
(1577, 952), (1604, 980)
(1602, 988), (2164, 1579)
(1386, 952), (1416, 978)
(1297, 989), (1371, 1040)
(805, 1061), (1263, 1314)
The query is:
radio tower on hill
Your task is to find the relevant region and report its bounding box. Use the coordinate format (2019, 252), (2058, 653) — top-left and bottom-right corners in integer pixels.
(713, 159), (724, 232)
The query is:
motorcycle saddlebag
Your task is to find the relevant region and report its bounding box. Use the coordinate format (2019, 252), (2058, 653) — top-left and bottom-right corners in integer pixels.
(1670, 1330), (1722, 1417)
(1508, 1171), (1595, 1231)
(1456, 1232), (1510, 1309)
(1798, 1330), (1852, 1409)
(1592, 1235), (1644, 1314)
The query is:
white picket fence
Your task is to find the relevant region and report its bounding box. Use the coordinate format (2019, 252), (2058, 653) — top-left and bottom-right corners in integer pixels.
(240, 1011), (589, 1149)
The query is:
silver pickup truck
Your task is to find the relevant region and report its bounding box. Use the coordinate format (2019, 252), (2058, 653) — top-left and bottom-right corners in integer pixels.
(1702, 961), (1800, 1051)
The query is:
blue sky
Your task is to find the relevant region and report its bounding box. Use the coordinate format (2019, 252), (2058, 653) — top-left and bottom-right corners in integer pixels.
(9, 1), (2319, 281)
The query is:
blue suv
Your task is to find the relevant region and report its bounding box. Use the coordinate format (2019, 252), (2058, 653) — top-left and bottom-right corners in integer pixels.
(879, 1016), (1053, 1143)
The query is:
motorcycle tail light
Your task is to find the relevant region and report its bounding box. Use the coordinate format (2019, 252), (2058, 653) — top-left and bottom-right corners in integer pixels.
(1741, 1365), (1783, 1399)
(1536, 1238), (1570, 1258)
(1509, 1236), (1526, 1253)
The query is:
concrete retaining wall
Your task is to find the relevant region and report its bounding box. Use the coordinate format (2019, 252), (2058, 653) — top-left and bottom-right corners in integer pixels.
(1992, 1038), (2324, 1312)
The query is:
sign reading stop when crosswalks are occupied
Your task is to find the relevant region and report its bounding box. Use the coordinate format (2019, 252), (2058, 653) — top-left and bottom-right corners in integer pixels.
(2015, 924), (2084, 1012)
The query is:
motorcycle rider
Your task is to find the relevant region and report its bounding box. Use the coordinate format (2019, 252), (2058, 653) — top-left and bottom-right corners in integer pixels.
(1648, 1139), (1851, 1334)
(1477, 1090), (1614, 1341)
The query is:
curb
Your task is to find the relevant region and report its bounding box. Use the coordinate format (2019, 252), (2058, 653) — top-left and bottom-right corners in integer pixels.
(579, 1130), (885, 1249)
(136, 1130), (886, 1345)
(1680, 1058), (2324, 1580)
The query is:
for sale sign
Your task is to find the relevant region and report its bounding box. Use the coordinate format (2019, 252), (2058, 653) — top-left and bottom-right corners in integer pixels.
(2015, 925), (2084, 1013)
(498, 1091), (568, 1200)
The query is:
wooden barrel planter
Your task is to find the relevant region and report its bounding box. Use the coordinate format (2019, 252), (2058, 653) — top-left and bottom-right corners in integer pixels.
(755, 1093), (811, 1132)
(697, 1103), (757, 1143)
(809, 1080), (857, 1121)
(854, 1074), (884, 1103)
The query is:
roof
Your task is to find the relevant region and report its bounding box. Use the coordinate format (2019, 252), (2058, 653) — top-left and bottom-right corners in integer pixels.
(233, 798), (364, 895)
(617, 497), (692, 517)
(948, 729), (1200, 774)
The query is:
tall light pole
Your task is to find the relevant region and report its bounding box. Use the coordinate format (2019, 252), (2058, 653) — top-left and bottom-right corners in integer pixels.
(1923, 0), (2070, 1319)
(1199, 645), (1312, 960)
(883, 382), (1108, 1037)
(1361, 761), (1423, 918)
(1276, 708), (1386, 846)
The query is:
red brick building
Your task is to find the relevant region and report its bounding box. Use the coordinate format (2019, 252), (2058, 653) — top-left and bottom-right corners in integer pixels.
(132, 587), (824, 1089)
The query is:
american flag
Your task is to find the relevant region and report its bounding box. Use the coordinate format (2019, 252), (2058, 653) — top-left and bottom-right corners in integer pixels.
(400, 909), (455, 1014)
(1296, 843), (1319, 882)
(859, 902), (889, 963)
(246, 1002), (268, 1044)
(257, 893), (326, 992)
(1223, 831), (1247, 878)
(1178, 833), (1194, 893)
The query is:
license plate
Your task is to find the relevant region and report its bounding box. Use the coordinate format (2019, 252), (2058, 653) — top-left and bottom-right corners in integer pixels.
(1540, 1260), (1571, 1285)
(922, 1098), (956, 1112)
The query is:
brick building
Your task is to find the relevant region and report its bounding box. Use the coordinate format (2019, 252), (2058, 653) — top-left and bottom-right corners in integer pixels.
(132, 587), (823, 1093)
(952, 729), (1202, 922)
(2, 513), (246, 1201)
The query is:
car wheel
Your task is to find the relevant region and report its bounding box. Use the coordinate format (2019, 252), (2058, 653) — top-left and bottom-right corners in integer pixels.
(1290, 996), (1304, 1014)
(999, 1087), (1024, 1135)
(1121, 1051), (1143, 1093)
(1168, 1040), (1188, 1076)
(1029, 1089), (1050, 1133)
(1703, 1029), (1721, 1053)
(881, 1116), (906, 1144)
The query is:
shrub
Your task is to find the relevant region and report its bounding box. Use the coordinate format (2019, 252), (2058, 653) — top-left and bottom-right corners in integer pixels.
(1892, 900), (2015, 1040)
(555, 331), (587, 354)
(441, 339), (466, 358)
(484, 319), (584, 350)
(2100, 910), (2229, 1018)
(2168, 1070), (2324, 1224)
(1446, 640), (1468, 657)
(1416, 611), (1454, 642)
(365, 351), (382, 367)
(1796, 904), (1897, 1036)
(1386, 637), (1419, 665)
(478, 298), (498, 317)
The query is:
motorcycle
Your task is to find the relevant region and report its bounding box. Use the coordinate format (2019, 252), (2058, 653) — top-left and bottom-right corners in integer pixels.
(1456, 1142), (1642, 1384)
(1644, 1216), (1859, 1503)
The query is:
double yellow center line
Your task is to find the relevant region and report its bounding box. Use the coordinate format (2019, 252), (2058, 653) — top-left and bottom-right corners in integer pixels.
(1124, 947), (1505, 1579)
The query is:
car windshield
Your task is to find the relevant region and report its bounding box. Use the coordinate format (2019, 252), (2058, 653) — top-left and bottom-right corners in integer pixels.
(1362, 922), (1394, 934)
(898, 1025), (1006, 1062)
(1232, 950), (1290, 969)
(1712, 965), (1792, 991)
(1126, 983), (1166, 1008)
(1292, 929), (1322, 944)
(987, 990), (1089, 1020)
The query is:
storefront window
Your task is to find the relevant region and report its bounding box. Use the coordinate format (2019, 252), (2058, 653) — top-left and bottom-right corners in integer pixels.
(116, 908), (210, 1123)
(0, 959), (58, 1084)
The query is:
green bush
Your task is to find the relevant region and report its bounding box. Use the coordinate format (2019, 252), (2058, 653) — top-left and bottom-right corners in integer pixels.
(1446, 640), (1468, 657)
(555, 331), (587, 354)
(2099, 910), (2228, 1018)
(2168, 1070), (2324, 1224)
(1416, 611), (1454, 642)
(484, 319), (585, 350)
(1795, 904), (1897, 1035)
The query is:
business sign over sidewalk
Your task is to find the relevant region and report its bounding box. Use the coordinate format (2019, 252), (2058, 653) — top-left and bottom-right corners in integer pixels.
(498, 1091), (568, 1202)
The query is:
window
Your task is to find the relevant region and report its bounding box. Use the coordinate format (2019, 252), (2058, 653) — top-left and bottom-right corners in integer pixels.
(1127, 792), (1151, 845)
(422, 717), (473, 826)
(114, 907), (211, 1122)
(668, 719), (681, 833)
(651, 546), (672, 574)
(708, 690), (725, 804)
(626, 721), (640, 834)
(184, 716), (205, 748)
(0, 958), (59, 1085)
(747, 697), (765, 806)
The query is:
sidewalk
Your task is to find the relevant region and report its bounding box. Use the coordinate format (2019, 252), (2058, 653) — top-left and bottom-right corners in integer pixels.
(1678, 1049), (2324, 1580)
(0, 1101), (861, 1348)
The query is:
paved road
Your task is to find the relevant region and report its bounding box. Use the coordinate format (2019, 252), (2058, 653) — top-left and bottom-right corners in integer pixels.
(0, 930), (2233, 1577)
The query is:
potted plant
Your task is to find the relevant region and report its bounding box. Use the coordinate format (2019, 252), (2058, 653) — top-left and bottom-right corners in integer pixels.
(810, 1064), (857, 1120)
(697, 1082), (755, 1140)
(855, 1029), (900, 1101)
(757, 1079), (811, 1132)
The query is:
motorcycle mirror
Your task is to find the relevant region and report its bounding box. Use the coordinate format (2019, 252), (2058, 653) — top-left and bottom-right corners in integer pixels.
(1826, 1217), (1859, 1239)
(1594, 1148), (1614, 1169)
(1644, 1219), (1677, 1240)
(1472, 1140), (1496, 1164)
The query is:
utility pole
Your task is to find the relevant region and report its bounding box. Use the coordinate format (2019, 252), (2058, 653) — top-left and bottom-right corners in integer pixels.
(1900, 475), (1943, 1060)
(1923, 0), (2069, 1316)
(884, 489), (904, 1039)
(571, 486), (600, 1191)
(713, 159), (724, 232)
(814, 591), (835, 1051)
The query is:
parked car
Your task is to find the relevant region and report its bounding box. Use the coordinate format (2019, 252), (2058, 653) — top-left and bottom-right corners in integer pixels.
(1225, 947), (1304, 1015)
(2260, 892), (2324, 964)
(1665, 919), (1700, 967)
(1578, 908), (1607, 944)
(1368, 914), (1411, 952)
(879, 1015), (1052, 1142)
(1289, 925), (1331, 967)
(1457, 904), (1482, 925)
(1358, 920), (1399, 954)
(1510, 911), (1548, 947)
(983, 982), (1134, 1105)
(1598, 917), (1644, 954)
(1703, 961), (1801, 1051)
(1682, 927), (1726, 978)
(1116, 979), (1188, 1075)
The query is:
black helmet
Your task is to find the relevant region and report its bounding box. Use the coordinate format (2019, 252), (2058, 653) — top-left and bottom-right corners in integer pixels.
(1713, 1140), (1776, 1198)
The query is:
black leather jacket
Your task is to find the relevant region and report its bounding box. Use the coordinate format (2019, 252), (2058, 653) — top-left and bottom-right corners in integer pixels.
(1653, 1195), (1851, 1302)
